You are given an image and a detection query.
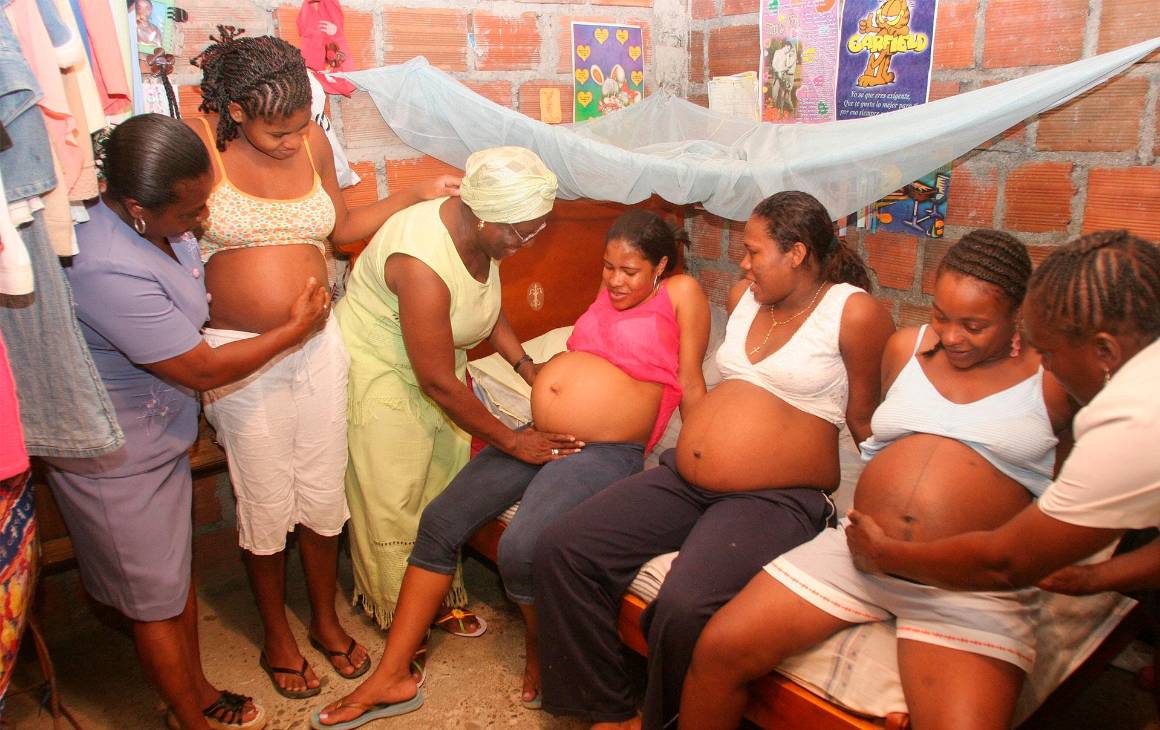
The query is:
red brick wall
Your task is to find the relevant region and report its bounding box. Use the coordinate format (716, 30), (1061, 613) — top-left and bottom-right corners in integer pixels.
(173, 0), (676, 215)
(687, 1), (1160, 314)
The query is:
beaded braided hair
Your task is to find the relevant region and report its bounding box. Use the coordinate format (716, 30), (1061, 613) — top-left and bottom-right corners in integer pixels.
(192, 26), (312, 151)
(923, 229), (1031, 358)
(1027, 230), (1160, 342)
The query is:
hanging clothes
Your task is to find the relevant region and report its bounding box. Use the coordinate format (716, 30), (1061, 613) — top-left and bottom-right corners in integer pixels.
(297, 0), (356, 96)
(75, 0), (128, 115)
(0, 7), (123, 457)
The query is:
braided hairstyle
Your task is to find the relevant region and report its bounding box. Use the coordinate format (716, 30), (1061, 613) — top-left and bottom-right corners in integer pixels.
(1027, 230), (1160, 342)
(923, 229), (1031, 358)
(752, 191), (872, 291)
(192, 26), (312, 151)
(937, 229), (1032, 308)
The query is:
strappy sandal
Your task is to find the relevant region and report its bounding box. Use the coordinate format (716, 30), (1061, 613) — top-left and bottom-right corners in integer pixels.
(165, 691), (267, 730)
(308, 635), (371, 679)
(309, 689), (425, 730)
(259, 653), (321, 699)
(431, 607), (488, 638)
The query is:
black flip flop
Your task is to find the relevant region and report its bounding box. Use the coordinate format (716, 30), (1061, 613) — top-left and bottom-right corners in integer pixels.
(308, 635), (372, 680)
(259, 653), (322, 699)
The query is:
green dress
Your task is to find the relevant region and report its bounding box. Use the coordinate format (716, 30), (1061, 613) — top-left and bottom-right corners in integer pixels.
(335, 198), (501, 627)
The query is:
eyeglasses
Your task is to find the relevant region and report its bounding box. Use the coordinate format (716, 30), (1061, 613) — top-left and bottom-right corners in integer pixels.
(508, 221), (546, 245)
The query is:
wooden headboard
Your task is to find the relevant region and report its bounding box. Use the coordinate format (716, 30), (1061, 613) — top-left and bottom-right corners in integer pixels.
(469, 196), (686, 358)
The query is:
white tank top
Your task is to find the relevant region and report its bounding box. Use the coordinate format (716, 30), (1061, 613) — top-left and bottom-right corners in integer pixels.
(716, 283), (861, 428)
(859, 325), (1057, 496)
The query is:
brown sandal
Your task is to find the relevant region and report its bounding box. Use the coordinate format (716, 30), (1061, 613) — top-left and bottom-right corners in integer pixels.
(308, 635), (371, 679)
(259, 653), (321, 699)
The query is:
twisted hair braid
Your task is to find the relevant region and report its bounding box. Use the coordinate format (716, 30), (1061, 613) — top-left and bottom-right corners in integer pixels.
(1027, 230), (1160, 341)
(937, 229), (1032, 308)
(923, 229), (1031, 358)
(192, 26), (312, 151)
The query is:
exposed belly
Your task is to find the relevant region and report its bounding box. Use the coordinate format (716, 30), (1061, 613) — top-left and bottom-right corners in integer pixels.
(531, 351), (662, 444)
(204, 245), (328, 333)
(853, 434), (1033, 542)
(675, 379), (840, 493)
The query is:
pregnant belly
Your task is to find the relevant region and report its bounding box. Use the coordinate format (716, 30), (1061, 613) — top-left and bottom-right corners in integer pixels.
(674, 379), (841, 493)
(205, 245), (328, 333)
(853, 434), (1033, 542)
(531, 351), (662, 444)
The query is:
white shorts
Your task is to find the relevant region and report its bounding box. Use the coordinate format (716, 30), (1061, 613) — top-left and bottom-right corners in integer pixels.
(203, 316), (351, 554)
(766, 521), (1041, 672)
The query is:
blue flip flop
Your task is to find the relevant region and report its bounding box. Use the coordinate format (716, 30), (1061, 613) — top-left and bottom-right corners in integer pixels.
(309, 689), (425, 730)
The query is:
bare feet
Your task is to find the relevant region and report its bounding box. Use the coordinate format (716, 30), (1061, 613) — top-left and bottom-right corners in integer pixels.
(315, 670), (419, 726)
(309, 620), (370, 678)
(262, 637), (320, 695)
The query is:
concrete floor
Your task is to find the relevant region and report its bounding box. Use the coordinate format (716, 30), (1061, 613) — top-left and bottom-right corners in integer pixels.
(5, 528), (1159, 730)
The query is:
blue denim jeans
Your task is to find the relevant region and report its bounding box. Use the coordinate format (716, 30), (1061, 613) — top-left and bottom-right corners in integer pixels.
(408, 441), (644, 604)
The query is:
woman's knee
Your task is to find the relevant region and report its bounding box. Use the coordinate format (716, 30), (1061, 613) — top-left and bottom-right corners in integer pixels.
(496, 525), (537, 600)
(411, 502), (468, 570)
(691, 611), (779, 683)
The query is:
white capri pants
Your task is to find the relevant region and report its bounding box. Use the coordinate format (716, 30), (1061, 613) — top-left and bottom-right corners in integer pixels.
(203, 316), (351, 554)
(767, 521), (1041, 672)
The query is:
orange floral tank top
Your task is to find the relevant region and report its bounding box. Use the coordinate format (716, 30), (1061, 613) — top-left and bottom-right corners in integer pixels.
(196, 116), (336, 263)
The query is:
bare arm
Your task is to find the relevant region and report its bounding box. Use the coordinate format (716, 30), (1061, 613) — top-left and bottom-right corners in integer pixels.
(1039, 536), (1160, 595)
(846, 503), (1122, 591)
(388, 255), (580, 463)
(311, 126), (461, 245)
(838, 292), (895, 446)
(487, 311), (536, 387)
(145, 278), (328, 391)
(666, 275), (711, 415)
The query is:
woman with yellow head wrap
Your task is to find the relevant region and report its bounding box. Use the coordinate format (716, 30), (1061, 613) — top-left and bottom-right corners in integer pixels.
(334, 146), (574, 641)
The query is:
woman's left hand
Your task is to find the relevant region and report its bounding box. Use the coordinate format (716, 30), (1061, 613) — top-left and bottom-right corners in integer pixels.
(846, 510), (889, 575)
(420, 174), (462, 200)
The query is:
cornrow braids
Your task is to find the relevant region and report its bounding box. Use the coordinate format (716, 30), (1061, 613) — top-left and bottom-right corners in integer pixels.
(923, 229), (1031, 358)
(937, 229), (1032, 307)
(192, 26), (312, 151)
(1027, 230), (1160, 341)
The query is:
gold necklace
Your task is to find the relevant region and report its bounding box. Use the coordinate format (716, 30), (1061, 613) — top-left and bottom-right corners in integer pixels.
(747, 282), (827, 356)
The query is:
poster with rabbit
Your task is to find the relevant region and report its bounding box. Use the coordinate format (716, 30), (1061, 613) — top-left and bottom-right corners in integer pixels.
(572, 22), (644, 122)
(760, 0), (840, 123)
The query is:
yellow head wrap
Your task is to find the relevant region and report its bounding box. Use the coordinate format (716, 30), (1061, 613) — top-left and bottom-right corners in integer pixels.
(459, 146), (558, 224)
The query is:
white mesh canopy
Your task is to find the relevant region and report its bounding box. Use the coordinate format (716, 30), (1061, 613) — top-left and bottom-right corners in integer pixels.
(343, 37), (1160, 222)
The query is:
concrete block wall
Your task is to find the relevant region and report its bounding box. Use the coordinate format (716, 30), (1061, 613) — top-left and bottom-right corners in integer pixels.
(172, 0), (690, 238)
(686, 0), (1160, 318)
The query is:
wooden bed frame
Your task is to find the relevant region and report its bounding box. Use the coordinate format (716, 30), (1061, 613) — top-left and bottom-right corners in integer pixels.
(462, 197), (1146, 729)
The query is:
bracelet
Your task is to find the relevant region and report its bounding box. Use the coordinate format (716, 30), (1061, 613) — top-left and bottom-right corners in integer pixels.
(512, 354), (533, 372)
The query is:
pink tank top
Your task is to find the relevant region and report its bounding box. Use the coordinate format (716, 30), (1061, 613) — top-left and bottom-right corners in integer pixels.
(566, 285), (682, 454)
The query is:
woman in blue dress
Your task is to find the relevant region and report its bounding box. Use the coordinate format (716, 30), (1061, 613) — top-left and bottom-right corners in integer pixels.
(44, 114), (329, 730)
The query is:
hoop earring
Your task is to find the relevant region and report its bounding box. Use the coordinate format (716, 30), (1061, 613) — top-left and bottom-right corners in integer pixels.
(1009, 330), (1022, 358)
(133, 217), (147, 235)
(652, 274), (660, 290)
(476, 220), (485, 232)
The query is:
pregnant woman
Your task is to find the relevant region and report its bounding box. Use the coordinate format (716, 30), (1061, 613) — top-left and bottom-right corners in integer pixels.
(681, 230), (1076, 730)
(313, 209), (710, 728)
(533, 191), (896, 730)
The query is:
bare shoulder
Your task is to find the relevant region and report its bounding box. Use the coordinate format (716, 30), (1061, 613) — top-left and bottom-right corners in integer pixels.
(663, 274), (708, 308)
(839, 291), (895, 344)
(306, 121), (334, 158)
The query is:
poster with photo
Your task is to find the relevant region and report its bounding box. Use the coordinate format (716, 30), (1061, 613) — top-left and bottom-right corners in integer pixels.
(133, 0), (175, 60)
(572, 22), (645, 122)
(835, 0), (938, 120)
(760, 0), (840, 123)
